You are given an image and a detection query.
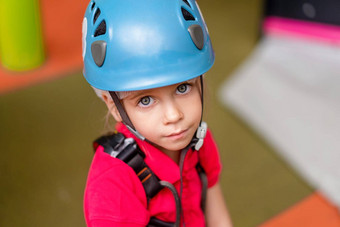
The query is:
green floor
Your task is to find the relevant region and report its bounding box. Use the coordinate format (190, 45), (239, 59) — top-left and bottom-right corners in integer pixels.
(0, 1), (313, 226)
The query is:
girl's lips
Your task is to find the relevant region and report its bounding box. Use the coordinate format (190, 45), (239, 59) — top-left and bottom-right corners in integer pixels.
(166, 129), (188, 140)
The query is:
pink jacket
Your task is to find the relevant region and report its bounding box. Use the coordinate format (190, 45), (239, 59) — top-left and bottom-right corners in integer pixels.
(84, 123), (222, 226)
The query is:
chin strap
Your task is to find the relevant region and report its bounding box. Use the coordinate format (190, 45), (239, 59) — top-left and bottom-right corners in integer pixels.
(109, 91), (146, 141)
(193, 75), (206, 151)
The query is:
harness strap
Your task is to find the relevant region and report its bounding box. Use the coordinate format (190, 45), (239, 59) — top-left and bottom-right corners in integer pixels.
(196, 163), (208, 213)
(93, 132), (207, 227)
(94, 133), (182, 227)
(159, 181), (181, 227)
(148, 217), (175, 227)
(94, 133), (163, 198)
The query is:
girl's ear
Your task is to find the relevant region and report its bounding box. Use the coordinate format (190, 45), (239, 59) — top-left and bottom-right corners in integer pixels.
(102, 92), (123, 122)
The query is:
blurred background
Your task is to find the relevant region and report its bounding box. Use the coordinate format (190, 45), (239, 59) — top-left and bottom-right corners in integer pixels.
(1, 0), (339, 226)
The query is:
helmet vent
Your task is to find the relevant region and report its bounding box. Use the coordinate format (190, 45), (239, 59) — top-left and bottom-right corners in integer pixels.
(94, 20), (106, 37)
(182, 0), (191, 8)
(91, 2), (96, 11)
(181, 8), (195, 21)
(93, 8), (101, 24)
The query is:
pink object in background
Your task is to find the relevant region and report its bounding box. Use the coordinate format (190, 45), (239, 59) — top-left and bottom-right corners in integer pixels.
(263, 16), (340, 44)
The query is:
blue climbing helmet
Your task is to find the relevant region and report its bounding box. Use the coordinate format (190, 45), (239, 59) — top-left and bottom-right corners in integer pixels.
(82, 0), (215, 91)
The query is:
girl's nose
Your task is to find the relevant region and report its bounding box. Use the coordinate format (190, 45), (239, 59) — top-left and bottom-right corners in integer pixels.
(163, 100), (183, 124)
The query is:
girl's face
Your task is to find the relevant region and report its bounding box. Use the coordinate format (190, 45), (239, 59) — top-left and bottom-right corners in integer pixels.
(121, 78), (202, 154)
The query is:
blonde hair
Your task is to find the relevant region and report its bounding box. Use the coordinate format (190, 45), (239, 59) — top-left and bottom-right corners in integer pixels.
(91, 86), (134, 101)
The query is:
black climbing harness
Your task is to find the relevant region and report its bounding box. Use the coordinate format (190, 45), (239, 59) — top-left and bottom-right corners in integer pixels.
(93, 132), (208, 227)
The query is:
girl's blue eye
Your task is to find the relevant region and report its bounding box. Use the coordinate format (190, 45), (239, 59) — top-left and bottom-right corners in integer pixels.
(138, 96), (154, 107)
(176, 83), (191, 94)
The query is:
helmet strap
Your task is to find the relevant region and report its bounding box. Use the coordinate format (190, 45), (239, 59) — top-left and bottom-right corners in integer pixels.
(109, 91), (145, 141)
(199, 75), (204, 118)
(192, 75), (206, 151)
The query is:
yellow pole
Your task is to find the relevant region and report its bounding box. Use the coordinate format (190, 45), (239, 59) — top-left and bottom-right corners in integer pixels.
(0, 0), (45, 71)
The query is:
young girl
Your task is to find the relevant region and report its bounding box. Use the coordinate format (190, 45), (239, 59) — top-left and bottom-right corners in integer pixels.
(82, 0), (232, 226)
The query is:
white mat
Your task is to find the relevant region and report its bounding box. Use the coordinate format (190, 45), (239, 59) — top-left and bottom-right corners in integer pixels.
(220, 35), (340, 208)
